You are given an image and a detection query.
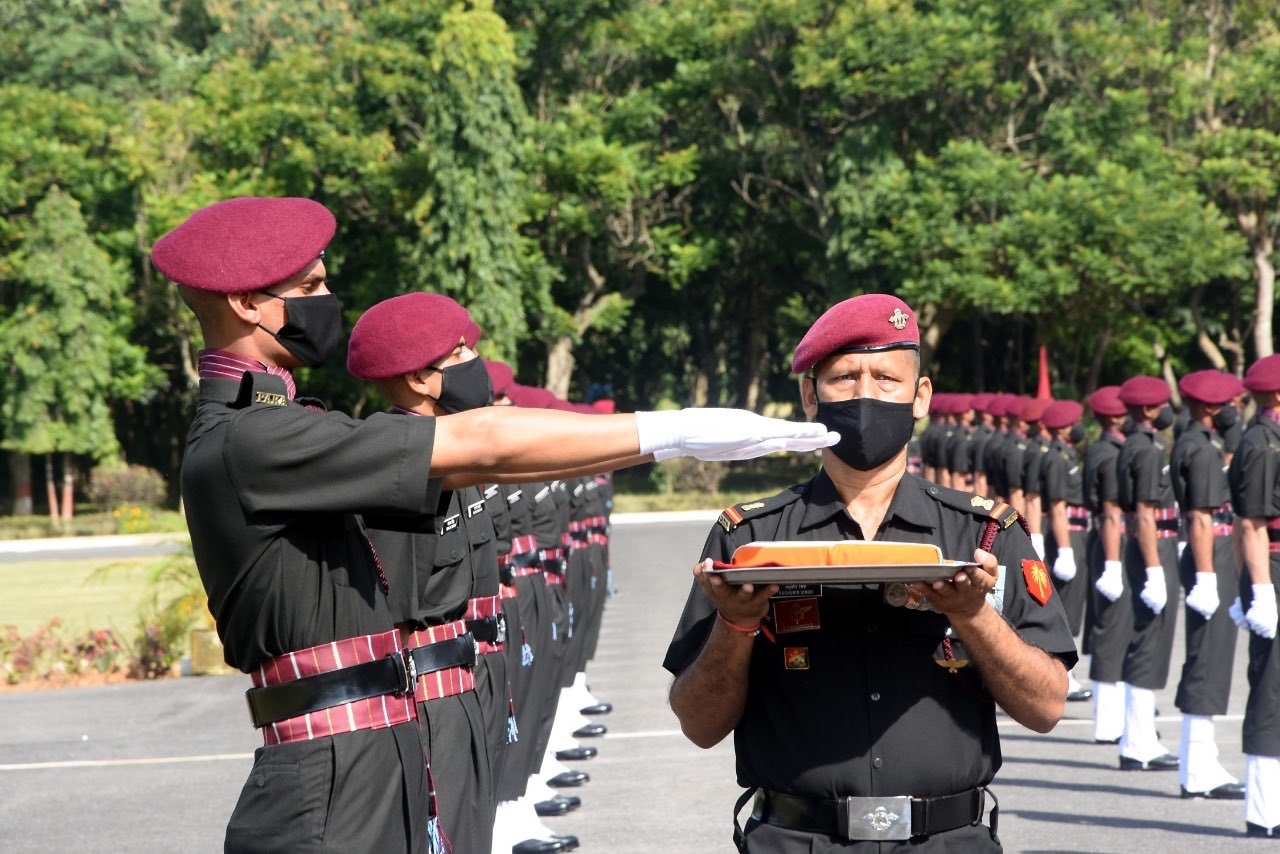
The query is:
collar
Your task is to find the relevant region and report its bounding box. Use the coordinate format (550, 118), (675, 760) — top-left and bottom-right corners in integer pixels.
(800, 469), (936, 533)
(389, 404), (426, 417)
(198, 348), (296, 401)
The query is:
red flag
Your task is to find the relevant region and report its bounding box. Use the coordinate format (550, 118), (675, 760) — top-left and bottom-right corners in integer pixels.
(1037, 345), (1052, 400)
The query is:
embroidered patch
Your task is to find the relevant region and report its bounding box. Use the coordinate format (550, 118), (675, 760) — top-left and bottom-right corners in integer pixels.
(773, 597), (821, 633)
(783, 647), (810, 670)
(1022, 558), (1052, 605)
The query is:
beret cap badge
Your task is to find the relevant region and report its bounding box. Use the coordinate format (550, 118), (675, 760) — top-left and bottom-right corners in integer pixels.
(889, 308), (910, 330)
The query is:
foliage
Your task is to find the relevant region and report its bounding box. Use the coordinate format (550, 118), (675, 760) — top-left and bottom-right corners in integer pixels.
(649, 456), (727, 496)
(0, 619), (129, 686)
(86, 463), (168, 511)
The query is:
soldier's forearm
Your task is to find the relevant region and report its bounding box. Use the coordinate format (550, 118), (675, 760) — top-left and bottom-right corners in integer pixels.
(950, 606), (1066, 734)
(1101, 503), (1124, 561)
(1241, 517), (1274, 586)
(669, 622), (754, 749)
(1136, 506), (1160, 567)
(1187, 510), (1215, 574)
(1050, 502), (1070, 549)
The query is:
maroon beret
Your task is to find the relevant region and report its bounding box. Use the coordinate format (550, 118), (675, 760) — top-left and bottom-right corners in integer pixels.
(484, 360), (515, 396)
(591, 399), (616, 414)
(1005, 395), (1030, 420)
(347, 292), (471, 381)
(1244, 354), (1280, 394)
(1087, 386), (1126, 417)
(508, 384), (556, 409)
(791, 294), (920, 374)
(1118, 375), (1170, 407)
(986, 393), (1010, 417)
(1178, 369), (1246, 405)
(152, 197), (335, 293)
(1042, 400), (1083, 430)
(1020, 397), (1053, 423)
(928, 392), (946, 415)
(548, 396), (578, 412)
(971, 392), (994, 414)
(951, 393), (974, 413)
(464, 319), (482, 349)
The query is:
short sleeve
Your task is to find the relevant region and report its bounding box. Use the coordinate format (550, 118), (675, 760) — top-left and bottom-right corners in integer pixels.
(661, 524), (735, 676)
(1130, 443), (1164, 505)
(991, 521), (1079, 667)
(229, 408), (438, 518)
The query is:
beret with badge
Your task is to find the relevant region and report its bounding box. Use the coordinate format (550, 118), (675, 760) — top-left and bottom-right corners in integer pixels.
(791, 293), (920, 375)
(347, 292), (471, 381)
(152, 197), (336, 292)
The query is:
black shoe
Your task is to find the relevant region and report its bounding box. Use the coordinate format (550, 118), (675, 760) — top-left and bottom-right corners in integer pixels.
(547, 770), (589, 787)
(573, 723), (607, 738)
(552, 834), (580, 851)
(1095, 737), (1121, 745)
(580, 702), (613, 715)
(1182, 782), (1246, 800)
(1247, 823), (1280, 838)
(534, 798), (572, 817)
(1119, 753), (1179, 771)
(555, 746), (598, 762)
(512, 839), (565, 854)
(1067, 688), (1093, 702)
(550, 794), (581, 811)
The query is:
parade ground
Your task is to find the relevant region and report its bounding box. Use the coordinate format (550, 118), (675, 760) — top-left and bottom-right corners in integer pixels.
(0, 516), (1261, 854)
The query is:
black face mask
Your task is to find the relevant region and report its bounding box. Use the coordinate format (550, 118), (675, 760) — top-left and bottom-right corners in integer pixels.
(429, 357), (494, 414)
(258, 292), (343, 368)
(1068, 423), (1086, 445)
(1152, 404), (1175, 431)
(1212, 405), (1239, 432)
(814, 393), (917, 472)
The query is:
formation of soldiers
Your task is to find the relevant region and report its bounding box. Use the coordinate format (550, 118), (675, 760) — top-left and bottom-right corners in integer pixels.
(907, 359), (1280, 838)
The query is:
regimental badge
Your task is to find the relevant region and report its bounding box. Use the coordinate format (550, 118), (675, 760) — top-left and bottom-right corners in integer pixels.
(773, 597), (821, 633)
(740, 501), (765, 511)
(889, 308), (910, 330)
(934, 637), (970, 673)
(971, 495), (994, 511)
(1022, 558), (1052, 605)
(783, 647), (810, 670)
(253, 391), (287, 407)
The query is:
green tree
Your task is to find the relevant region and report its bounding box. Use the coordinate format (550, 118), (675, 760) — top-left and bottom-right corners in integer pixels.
(0, 188), (160, 523)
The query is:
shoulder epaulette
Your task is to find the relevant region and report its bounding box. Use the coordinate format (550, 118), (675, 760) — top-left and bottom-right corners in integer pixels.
(229, 371), (289, 410)
(923, 482), (1024, 531)
(716, 486), (804, 533)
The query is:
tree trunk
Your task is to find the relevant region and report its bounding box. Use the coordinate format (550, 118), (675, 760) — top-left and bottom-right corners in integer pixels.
(1253, 231), (1275, 359)
(1085, 324), (1112, 394)
(545, 336), (575, 399)
(44, 455), (59, 521)
(917, 302), (957, 377)
(8, 452), (33, 516)
(61, 452), (75, 521)
(1189, 283), (1229, 369)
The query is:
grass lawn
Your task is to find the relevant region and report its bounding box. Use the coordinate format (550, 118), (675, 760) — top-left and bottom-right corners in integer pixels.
(0, 557), (168, 637)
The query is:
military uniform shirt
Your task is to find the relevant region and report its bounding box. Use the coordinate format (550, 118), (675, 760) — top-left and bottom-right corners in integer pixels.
(1117, 429), (1176, 512)
(1041, 440), (1083, 507)
(1021, 435), (1051, 497)
(946, 426), (975, 477)
(1228, 414), (1280, 520)
(1001, 434), (1028, 494)
(1171, 422), (1229, 512)
(182, 376), (441, 669)
(663, 471), (1077, 801)
(1083, 432), (1125, 516)
(920, 421), (947, 470)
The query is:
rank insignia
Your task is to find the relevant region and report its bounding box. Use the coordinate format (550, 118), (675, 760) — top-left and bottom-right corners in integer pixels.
(773, 597), (821, 633)
(783, 647), (810, 670)
(718, 505), (745, 532)
(971, 495), (994, 511)
(1022, 558), (1052, 605)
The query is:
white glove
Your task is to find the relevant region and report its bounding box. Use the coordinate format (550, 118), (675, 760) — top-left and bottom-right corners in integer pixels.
(1229, 596), (1248, 629)
(1246, 585), (1278, 639)
(637, 409), (838, 462)
(1184, 572), (1220, 619)
(1096, 560), (1124, 602)
(1140, 565), (1167, 614)
(1052, 547), (1076, 582)
(1177, 540), (1187, 560)
(1029, 532), (1045, 560)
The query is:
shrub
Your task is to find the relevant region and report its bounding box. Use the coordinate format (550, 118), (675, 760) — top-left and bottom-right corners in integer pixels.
(0, 620), (128, 685)
(87, 464), (167, 511)
(650, 456), (726, 495)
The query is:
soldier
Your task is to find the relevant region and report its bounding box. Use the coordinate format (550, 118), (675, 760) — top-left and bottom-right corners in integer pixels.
(1001, 398), (1032, 517)
(970, 393), (997, 498)
(1170, 369), (1248, 800)
(1020, 398), (1054, 561)
(920, 394), (949, 484)
(153, 196), (836, 853)
(945, 394), (978, 492)
(1083, 386), (1131, 744)
(1227, 354), (1280, 837)
(1113, 376), (1180, 772)
(981, 395), (1014, 503)
(664, 293), (1076, 853)
(1039, 400), (1092, 702)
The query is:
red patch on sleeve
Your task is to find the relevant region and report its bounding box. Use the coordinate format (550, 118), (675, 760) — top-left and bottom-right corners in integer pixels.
(1022, 559), (1052, 605)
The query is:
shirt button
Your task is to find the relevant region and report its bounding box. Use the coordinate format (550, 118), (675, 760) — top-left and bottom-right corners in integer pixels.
(873, 758), (884, 769)
(870, 692), (881, 702)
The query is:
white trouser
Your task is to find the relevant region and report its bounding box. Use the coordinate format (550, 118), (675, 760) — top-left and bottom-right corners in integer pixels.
(1119, 684), (1167, 762)
(1093, 681), (1124, 742)
(1247, 755), (1280, 830)
(1179, 715), (1236, 792)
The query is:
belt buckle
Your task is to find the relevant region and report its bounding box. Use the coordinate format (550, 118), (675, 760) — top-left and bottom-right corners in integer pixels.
(393, 650), (415, 695)
(495, 613), (507, 646)
(841, 796), (912, 841)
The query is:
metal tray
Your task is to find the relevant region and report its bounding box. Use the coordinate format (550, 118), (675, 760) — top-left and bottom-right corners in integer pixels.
(706, 562), (979, 586)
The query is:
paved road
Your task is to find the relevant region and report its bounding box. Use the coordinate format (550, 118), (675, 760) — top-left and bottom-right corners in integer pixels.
(0, 519), (1261, 853)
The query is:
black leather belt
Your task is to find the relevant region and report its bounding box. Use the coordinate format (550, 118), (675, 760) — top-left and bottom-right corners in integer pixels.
(1156, 519), (1180, 532)
(245, 634), (477, 728)
(466, 614), (506, 646)
(753, 787), (984, 842)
